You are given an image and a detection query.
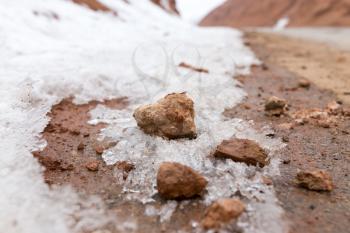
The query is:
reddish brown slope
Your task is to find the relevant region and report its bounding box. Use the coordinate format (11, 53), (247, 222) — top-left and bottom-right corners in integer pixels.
(200, 0), (350, 27)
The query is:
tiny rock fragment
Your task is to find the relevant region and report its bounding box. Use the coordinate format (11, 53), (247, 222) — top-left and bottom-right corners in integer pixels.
(94, 144), (105, 154)
(133, 93), (197, 139)
(326, 101), (342, 115)
(214, 139), (269, 167)
(296, 170), (333, 191)
(298, 79), (311, 88)
(77, 142), (84, 150)
(178, 62), (209, 73)
(157, 162), (207, 199)
(261, 63), (269, 70)
(85, 160), (100, 172)
(262, 176), (273, 185)
(265, 96), (287, 116)
(343, 107), (350, 117)
(116, 161), (135, 173)
(201, 198), (245, 229)
(116, 161), (135, 180)
(277, 122), (294, 130)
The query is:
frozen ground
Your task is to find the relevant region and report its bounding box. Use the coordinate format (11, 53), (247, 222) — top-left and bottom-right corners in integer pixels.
(0, 0), (287, 232)
(257, 27), (350, 51)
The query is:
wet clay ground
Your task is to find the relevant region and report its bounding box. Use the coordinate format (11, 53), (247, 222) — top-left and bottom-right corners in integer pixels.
(225, 32), (350, 233)
(32, 32), (350, 233)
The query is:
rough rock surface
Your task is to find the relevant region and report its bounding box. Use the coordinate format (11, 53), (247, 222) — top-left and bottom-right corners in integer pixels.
(265, 96), (287, 116)
(214, 139), (269, 167)
(157, 162), (207, 199)
(133, 93), (197, 139)
(296, 170), (334, 191)
(200, 0), (350, 27)
(201, 198), (245, 229)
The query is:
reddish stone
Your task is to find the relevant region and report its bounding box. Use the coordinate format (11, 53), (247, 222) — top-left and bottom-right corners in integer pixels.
(214, 139), (268, 167)
(296, 170), (333, 191)
(157, 162), (207, 200)
(202, 198), (245, 229)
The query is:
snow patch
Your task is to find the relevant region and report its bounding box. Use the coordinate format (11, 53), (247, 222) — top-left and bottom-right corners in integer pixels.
(177, 0), (227, 24)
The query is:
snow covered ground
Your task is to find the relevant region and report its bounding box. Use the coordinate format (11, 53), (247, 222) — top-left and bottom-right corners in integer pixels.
(0, 1), (287, 232)
(177, 0), (226, 23)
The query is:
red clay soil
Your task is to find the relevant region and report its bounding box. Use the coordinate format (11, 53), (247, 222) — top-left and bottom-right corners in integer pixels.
(200, 0), (350, 27)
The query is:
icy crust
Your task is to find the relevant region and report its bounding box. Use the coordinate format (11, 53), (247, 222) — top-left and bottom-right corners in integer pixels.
(90, 106), (287, 233)
(0, 86), (112, 233)
(0, 0), (282, 233)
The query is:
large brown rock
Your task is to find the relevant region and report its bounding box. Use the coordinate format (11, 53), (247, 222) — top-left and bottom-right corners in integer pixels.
(200, 0), (350, 27)
(214, 139), (268, 167)
(202, 198), (245, 229)
(157, 162), (207, 200)
(296, 170), (334, 191)
(133, 93), (196, 139)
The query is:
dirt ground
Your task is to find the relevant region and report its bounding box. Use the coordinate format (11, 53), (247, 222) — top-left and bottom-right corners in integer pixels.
(245, 31), (350, 104)
(227, 32), (350, 233)
(32, 31), (350, 233)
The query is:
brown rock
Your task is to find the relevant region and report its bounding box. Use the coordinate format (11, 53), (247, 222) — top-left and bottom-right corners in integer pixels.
(116, 161), (135, 180)
(85, 160), (100, 172)
(265, 96), (287, 116)
(77, 142), (84, 150)
(214, 139), (269, 167)
(202, 198), (245, 229)
(326, 101), (342, 115)
(94, 144), (105, 154)
(296, 170), (333, 191)
(157, 162), (207, 199)
(133, 93), (196, 139)
(298, 79), (311, 88)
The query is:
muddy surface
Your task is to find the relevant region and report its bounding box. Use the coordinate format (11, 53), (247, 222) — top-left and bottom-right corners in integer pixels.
(223, 33), (350, 233)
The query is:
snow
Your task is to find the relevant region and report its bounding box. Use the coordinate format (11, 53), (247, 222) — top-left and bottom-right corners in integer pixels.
(273, 17), (290, 31)
(0, 0), (287, 232)
(177, 0), (227, 23)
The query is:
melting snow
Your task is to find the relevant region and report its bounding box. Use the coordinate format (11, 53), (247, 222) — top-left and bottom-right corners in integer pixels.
(0, 0), (287, 232)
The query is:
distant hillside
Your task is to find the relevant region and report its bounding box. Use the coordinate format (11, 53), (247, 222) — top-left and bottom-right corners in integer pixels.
(200, 0), (350, 27)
